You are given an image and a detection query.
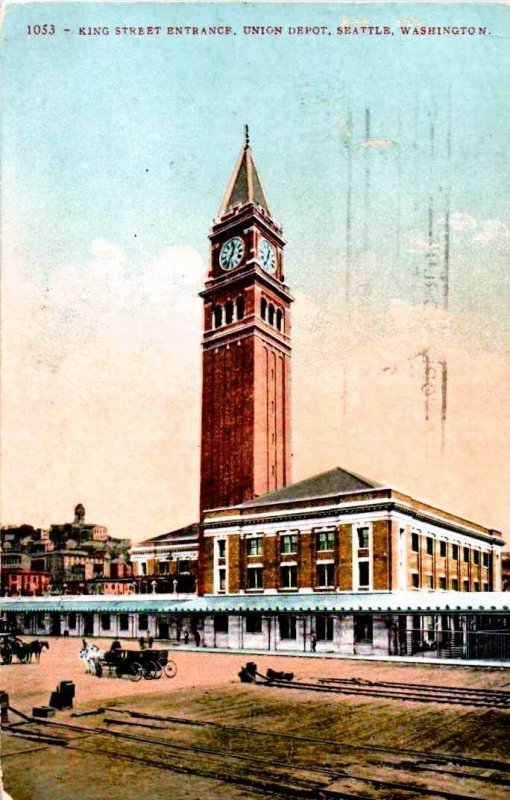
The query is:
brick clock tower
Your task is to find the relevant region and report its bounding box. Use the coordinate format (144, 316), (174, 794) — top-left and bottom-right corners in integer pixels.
(200, 128), (292, 514)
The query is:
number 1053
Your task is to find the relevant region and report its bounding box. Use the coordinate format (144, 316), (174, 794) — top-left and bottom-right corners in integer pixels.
(27, 24), (56, 35)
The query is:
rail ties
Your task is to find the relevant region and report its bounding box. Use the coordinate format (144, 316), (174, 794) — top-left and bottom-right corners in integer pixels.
(313, 677), (510, 708)
(4, 705), (509, 800)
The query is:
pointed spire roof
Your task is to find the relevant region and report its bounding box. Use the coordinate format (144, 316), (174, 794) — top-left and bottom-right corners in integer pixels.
(218, 126), (271, 217)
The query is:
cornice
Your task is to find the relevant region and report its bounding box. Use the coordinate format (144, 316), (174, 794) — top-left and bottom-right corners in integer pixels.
(209, 206), (285, 246)
(202, 321), (292, 354)
(204, 501), (503, 546)
(200, 267), (293, 304)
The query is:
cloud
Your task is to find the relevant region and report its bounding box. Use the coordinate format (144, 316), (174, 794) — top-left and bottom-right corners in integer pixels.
(407, 233), (439, 253)
(362, 138), (393, 149)
(450, 212), (476, 233)
(472, 220), (510, 249)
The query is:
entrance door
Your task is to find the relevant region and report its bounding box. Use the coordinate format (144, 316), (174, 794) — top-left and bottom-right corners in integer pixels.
(158, 621), (170, 639)
(83, 613), (94, 636)
(50, 613), (61, 636)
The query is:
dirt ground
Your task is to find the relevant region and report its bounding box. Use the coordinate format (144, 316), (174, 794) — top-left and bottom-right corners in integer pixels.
(2, 638), (510, 800)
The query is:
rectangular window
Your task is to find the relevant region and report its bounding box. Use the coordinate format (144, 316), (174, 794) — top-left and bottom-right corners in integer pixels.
(217, 540), (226, 559)
(316, 615), (334, 641)
(158, 561), (169, 574)
(440, 541), (447, 558)
(316, 562), (335, 588)
(317, 531), (335, 551)
(280, 534), (298, 554)
(463, 579), (470, 592)
(483, 583), (489, 592)
(474, 582), (480, 592)
(354, 614), (373, 644)
(358, 562), (370, 589)
(411, 573), (420, 588)
(426, 537), (434, 556)
(426, 575), (434, 589)
(101, 613), (111, 631)
(278, 615), (296, 640)
(178, 560), (190, 573)
(68, 612), (77, 629)
(246, 614), (262, 634)
(451, 544), (459, 561)
(138, 614), (148, 630)
(451, 578), (459, 591)
(411, 532), (420, 552)
(247, 567), (263, 590)
(357, 527), (370, 549)
(463, 547), (470, 563)
(280, 565), (297, 589)
(218, 567), (226, 592)
(483, 552), (489, 568)
(439, 576), (446, 590)
(214, 614), (229, 633)
(119, 614), (129, 631)
(473, 551), (480, 566)
(247, 538), (263, 556)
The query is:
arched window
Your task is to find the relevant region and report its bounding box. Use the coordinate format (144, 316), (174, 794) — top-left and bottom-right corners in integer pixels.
(276, 309), (283, 331)
(268, 303), (275, 327)
(213, 306), (223, 329)
(235, 296), (245, 321)
(225, 300), (234, 324)
(261, 297), (267, 321)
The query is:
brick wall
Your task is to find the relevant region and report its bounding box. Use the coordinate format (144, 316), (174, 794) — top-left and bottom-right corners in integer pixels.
(372, 520), (391, 590)
(338, 524), (353, 591)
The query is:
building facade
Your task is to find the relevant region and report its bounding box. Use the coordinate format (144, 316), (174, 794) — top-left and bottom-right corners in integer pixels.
(130, 523), (199, 594)
(201, 468), (502, 597)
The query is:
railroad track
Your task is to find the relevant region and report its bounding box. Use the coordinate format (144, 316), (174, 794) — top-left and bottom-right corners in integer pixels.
(256, 675), (510, 708)
(316, 677), (510, 707)
(4, 705), (510, 800)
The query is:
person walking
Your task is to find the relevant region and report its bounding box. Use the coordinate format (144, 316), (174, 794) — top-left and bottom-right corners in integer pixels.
(147, 635), (154, 649)
(194, 629), (201, 648)
(310, 632), (317, 653)
(139, 635), (146, 650)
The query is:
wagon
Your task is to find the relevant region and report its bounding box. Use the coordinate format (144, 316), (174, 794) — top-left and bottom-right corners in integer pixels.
(100, 648), (177, 682)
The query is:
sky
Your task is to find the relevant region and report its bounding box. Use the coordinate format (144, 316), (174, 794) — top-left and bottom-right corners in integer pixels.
(2, 2), (510, 543)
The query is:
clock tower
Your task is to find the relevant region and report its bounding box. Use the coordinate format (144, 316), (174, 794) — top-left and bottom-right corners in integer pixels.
(200, 128), (292, 513)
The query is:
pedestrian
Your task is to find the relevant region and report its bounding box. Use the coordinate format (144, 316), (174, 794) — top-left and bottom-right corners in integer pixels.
(194, 629), (201, 648)
(310, 632), (317, 653)
(183, 630), (189, 645)
(82, 638), (88, 650)
(147, 635), (154, 649)
(139, 635), (145, 650)
(176, 623), (182, 643)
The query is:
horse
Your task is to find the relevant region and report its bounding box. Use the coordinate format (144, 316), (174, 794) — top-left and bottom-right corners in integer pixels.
(10, 639), (49, 663)
(28, 640), (49, 663)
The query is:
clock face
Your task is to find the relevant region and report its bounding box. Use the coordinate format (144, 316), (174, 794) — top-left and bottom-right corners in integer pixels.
(219, 237), (244, 271)
(259, 238), (276, 273)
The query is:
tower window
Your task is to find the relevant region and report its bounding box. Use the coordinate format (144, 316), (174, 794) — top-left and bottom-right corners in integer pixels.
(276, 309), (283, 331)
(268, 303), (275, 326)
(235, 296), (245, 320)
(225, 300), (234, 324)
(261, 297), (267, 320)
(213, 306), (223, 328)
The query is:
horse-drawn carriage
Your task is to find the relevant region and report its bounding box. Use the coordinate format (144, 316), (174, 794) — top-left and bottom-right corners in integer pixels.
(0, 632), (49, 664)
(99, 648), (177, 681)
